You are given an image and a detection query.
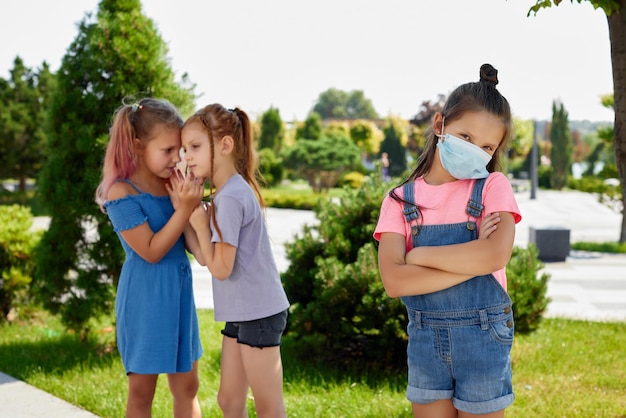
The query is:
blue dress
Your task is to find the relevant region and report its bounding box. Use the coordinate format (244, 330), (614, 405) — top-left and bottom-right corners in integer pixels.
(104, 180), (203, 374)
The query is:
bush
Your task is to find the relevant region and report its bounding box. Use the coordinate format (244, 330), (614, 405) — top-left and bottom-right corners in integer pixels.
(567, 176), (622, 211)
(336, 171), (366, 189)
(0, 205), (42, 321)
(506, 244), (551, 334)
(281, 174), (407, 369)
(571, 241), (626, 253)
(262, 190), (326, 210)
(538, 165), (552, 189)
(258, 148), (284, 187)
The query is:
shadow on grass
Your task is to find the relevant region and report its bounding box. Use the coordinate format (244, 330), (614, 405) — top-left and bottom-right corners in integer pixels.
(0, 330), (118, 382)
(280, 334), (407, 392)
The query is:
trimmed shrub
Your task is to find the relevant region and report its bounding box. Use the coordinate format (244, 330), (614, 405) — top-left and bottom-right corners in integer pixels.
(506, 244), (551, 334)
(0, 205), (42, 320)
(282, 174), (407, 369)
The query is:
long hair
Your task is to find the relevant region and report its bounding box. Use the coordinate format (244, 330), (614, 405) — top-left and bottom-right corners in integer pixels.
(390, 63), (512, 203)
(184, 103), (266, 240)
(95, 97), (183, 211)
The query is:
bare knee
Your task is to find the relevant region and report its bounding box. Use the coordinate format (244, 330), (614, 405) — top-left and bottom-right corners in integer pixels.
(127, 374), (157, 413)
(169, 371), (200, 401)
(217, 389), (247, 418)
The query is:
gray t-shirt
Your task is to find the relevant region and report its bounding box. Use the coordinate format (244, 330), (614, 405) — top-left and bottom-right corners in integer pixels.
(210, 174), (290, 322)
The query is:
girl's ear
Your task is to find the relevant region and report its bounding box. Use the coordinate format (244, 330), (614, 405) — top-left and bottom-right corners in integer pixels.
(220, 135), (234, 155)
(133, 138), (143, 154)
(432, 112), (444, 135)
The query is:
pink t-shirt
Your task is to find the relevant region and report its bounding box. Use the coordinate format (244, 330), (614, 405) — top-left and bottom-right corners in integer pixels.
(374, 172), (522, 289)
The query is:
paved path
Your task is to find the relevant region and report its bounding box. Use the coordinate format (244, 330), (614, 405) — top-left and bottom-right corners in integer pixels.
(3, 188), (625, 417)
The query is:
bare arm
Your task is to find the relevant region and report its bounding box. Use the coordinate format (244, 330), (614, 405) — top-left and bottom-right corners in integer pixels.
(405, 212), (516, 276)
(111, 177), (203, 264)
(378, 232), (475, 298)
(189, 204), (237, 280)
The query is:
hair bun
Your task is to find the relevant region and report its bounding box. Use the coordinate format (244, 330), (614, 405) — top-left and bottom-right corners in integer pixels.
(479, 64), (498, 86)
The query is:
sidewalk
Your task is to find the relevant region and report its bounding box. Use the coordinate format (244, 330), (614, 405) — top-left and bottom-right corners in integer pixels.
(2, 189), (625, 417)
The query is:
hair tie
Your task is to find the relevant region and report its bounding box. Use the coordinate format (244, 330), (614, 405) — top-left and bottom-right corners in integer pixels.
(131, 103), (143, 112)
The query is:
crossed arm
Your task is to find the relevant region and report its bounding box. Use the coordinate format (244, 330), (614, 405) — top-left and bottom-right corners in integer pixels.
(377, 212), (515, 298)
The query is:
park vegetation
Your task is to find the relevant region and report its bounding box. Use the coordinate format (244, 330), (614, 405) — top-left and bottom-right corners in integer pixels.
(0, 1), (624, 415)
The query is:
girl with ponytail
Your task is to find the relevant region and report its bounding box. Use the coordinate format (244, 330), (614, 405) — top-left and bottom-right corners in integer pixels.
(375, 64), (522, 417)
(178, 103), (289, 418)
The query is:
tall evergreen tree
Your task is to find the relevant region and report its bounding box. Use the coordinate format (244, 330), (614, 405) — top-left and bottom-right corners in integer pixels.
(549, 100), (573, 190)
(258, 106), (284, 153)
(296, 112), (322, 140)
(379, 117), (407, 177)
(0, 57), (53, 191)
(33, 0), (195, 333)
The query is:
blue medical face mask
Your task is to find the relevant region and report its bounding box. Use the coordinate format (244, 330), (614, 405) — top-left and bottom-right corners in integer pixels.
(436, 131), (492, 180)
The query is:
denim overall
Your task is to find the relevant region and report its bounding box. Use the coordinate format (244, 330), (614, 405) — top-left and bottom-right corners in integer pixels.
(400, 178), (515, 414)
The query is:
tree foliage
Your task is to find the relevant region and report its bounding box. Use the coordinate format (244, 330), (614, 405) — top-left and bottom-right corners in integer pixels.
(281, 173), (408, 369)
(409, 94), (446, 127)
(0, 57), (54, 191)
(258, 106), (284, 153)
(312, 88), (379, 120)
(349, 119), (383, 155)
(32, 0), (195, 333)
(379, 117), (407, 177)
(506, 244), (551, 335)
(549, 101), (573, 189)
(0, 205), (42, 321)
(528, 0), (626, 241)
(295, 112), (322, 140)
(282, 131), (361, 192)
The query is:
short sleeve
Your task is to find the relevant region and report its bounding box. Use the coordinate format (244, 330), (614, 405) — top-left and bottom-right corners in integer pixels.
(483, 173), (522, 224)
(373, 193), (407, 242)
(212, 195), (243, 247)
(103, 196), (148, 232)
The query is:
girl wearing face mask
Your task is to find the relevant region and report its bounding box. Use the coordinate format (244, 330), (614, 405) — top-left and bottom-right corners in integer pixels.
(374, 63), (522, 418)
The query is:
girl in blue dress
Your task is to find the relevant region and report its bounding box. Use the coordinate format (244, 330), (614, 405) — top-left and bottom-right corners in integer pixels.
(95, 98), (205, 418)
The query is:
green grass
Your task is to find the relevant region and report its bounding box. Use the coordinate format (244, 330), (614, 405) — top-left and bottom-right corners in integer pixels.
(1, 311), (625, 417)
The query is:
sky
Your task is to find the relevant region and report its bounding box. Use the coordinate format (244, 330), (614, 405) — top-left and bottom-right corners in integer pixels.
(0, 0), (615, 123)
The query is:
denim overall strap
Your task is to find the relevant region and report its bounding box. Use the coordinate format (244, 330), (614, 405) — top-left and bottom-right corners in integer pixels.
(400, 176), (512, 311)
(465, 178), (486, 232)
(402, 182), (420, 246)
(403, 179), (486, 240)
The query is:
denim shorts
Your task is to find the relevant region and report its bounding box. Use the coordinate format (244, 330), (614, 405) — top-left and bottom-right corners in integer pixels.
(405, 304), (515, 414)
(221, 309), (288, 348)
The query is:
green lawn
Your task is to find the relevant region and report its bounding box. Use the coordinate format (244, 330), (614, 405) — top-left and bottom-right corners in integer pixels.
(1, 311), (624, 417)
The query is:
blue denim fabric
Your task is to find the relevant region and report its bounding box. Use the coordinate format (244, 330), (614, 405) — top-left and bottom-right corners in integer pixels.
(400, 179), (514, 414)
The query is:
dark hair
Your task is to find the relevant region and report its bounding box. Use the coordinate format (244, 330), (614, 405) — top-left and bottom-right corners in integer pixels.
(390, 63), (511, 202)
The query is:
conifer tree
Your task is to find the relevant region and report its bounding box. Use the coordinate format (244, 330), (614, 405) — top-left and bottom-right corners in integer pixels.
(379, 117), (407, 177)
(0, 58), (53, 191)
(549, 100), (573, 190)
(259, 106), (284, 153)
(33, 0), (195, 333)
